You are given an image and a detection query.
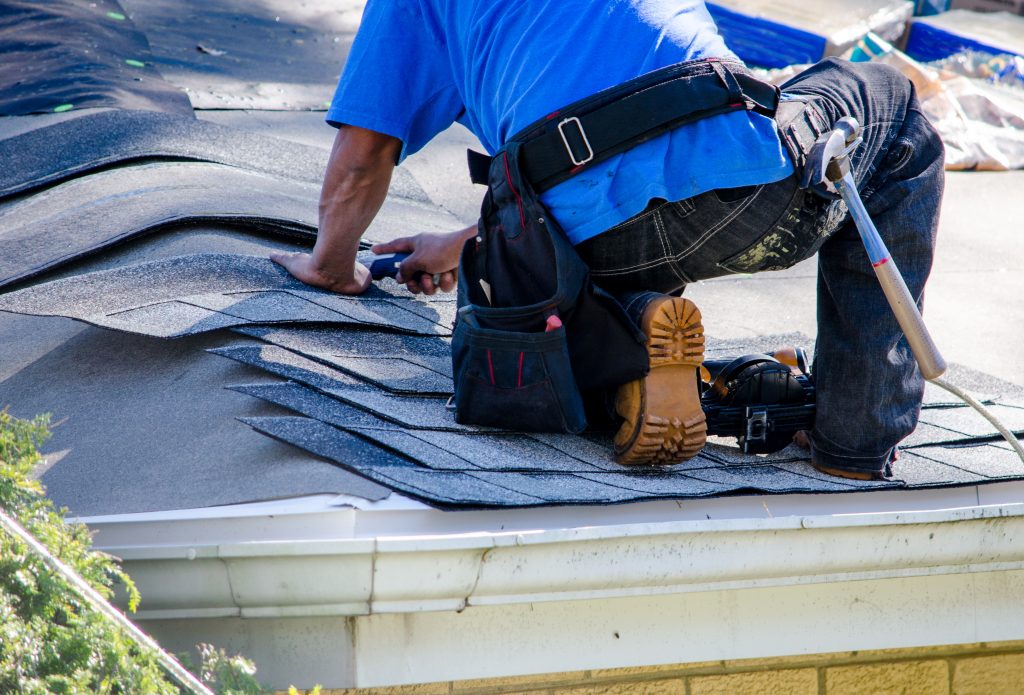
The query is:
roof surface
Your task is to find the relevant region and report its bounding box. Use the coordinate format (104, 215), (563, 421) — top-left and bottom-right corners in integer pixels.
(2, 1), (1024, 517)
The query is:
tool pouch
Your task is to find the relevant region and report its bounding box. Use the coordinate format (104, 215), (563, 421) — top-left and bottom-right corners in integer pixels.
(453, 141), (649, 433)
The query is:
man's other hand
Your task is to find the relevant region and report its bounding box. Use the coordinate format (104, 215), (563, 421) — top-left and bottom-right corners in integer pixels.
(270, 251), (372, 295)
(371, 227), (475, 295)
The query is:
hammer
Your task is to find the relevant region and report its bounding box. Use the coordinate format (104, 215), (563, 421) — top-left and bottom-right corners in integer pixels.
(804, 116), (947, 380)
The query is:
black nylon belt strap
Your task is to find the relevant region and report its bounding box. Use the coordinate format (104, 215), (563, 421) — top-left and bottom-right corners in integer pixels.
(468, 59), (780, 193)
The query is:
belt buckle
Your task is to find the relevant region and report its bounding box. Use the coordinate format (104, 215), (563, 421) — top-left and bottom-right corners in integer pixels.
(557, 116), (594, 167)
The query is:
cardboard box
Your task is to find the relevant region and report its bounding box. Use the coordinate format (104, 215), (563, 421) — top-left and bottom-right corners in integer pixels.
(950, 0), (1024, 14)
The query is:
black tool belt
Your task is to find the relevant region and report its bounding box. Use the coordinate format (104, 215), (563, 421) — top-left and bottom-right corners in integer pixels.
(469, 58), (780, 193)
(453, 141), (649, 433)
(452, 59), (780, 434)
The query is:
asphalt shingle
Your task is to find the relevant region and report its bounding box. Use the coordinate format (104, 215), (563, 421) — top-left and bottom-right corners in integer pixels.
(0, 255), (452, 337)
(0, 109), (429, 203)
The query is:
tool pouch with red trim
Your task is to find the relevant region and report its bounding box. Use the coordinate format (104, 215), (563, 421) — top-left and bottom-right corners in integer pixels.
(452, 141), (649, 433)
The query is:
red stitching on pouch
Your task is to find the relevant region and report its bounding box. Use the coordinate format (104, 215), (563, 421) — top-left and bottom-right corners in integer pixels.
(486, 349), (496, 385)
(503, 151), (527, 231)
(516, 351), (524, 388)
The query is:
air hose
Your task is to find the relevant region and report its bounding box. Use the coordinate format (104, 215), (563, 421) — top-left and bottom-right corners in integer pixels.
(929, 376), (1024, 464)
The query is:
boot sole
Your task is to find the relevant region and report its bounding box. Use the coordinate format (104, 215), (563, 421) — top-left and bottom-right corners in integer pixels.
(614, 297), (707, 466)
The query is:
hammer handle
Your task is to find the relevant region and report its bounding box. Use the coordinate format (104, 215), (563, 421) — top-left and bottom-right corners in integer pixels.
(873, 254), (947, 380)
(837, 173), (947, 380)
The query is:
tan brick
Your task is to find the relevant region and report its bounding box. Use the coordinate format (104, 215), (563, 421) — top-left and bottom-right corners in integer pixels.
(690, 668), (818, 695)
(953, 653), (1024, 695)
(550, 679), (685, 695)
(451, 670), (584, 691)
(720, 655), (825, 671)
(313, 683), (451, 695)
(826, 660), (948, 695)
(589, 661), (723, 679)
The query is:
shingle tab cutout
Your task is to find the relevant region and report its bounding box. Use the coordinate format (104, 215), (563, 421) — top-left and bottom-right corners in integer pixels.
(227, 381), (900, 507)
(7, 240), (1021, 508)
(241, 417), (546, 506)
(220, 323), (1024, 509)
(235, 326), (453, 392)
(0, 109), (428, 204)
(215, 345), (475, 430)
(241, 414), (895, 508)
(0, 255), (455, 338)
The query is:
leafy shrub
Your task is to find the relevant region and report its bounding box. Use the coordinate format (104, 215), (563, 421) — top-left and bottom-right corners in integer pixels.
(1, 410), (176, 693)
(0, 410), (270, 694)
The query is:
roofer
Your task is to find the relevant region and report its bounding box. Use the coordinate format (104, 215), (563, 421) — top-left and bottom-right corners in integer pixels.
(272, 1), (944, 480)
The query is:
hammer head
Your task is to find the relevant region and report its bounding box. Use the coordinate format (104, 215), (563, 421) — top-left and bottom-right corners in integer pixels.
(799, 116), (863, 196)
(835, 116), (861, 145)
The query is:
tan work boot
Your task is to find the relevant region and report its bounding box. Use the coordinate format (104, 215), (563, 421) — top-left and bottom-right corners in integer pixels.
(613, 296), (707, 466)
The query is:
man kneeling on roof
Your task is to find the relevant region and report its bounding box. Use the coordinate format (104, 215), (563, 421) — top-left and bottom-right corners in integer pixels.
(273, 0), (945, 480)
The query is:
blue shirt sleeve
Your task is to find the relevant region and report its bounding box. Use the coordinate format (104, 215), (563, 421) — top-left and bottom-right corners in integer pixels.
(326, 0), (464, 162)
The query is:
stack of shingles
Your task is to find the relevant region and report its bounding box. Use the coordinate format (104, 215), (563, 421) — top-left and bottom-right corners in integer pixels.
(0, 109), (447, 290)
(3, 114), (1024, 509)
(218, 326), (1024, 507)
(6, 243), (1024, 509)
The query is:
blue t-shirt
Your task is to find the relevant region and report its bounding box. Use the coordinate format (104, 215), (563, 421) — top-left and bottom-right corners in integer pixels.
(328, 0), (793, 244)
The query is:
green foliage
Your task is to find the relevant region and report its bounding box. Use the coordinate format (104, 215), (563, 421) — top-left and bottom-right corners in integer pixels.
(0, 410), (282, 694)
(191, 644), (262, 694)
(0, 409), (320, 694)
(0, 409), (176, 694)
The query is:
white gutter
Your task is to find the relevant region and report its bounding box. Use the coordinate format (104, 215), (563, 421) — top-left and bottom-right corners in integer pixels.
(100, 501), (1024, 620)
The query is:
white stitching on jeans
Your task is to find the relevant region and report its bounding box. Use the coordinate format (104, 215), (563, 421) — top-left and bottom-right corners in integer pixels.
(672, 184), (765, 262)
(592, 184), (767, 277)
(656, 209), (688, 285)
(603, 200), (670, 233)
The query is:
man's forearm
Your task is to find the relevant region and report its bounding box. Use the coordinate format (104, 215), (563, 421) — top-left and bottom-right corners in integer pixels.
(311, 126), (402, 279)
(273, 125), (472, 295)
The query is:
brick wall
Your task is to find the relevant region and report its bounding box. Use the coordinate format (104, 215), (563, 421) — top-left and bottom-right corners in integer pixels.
(285, 640), (1024, 694)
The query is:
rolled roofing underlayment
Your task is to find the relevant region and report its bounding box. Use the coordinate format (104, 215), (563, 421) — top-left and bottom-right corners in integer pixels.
(117, 0), (362, 110)
(0, 0), (193, 117)
(1, 0), (1023, 511)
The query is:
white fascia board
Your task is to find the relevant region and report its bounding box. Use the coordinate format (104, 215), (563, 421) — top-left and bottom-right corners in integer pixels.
(103, 501), (1024, 620)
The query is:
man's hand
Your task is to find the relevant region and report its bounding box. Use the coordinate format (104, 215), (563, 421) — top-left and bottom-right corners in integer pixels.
(271, 124), (401, 296)
(270, 251), (372, 295)
(372, 226), (476, 295)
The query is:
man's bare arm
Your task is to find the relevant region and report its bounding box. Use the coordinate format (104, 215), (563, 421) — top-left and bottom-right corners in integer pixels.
(271, 125), (402, 294)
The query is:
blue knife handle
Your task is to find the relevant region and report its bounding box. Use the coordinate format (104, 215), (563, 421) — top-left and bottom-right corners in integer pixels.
(366, 253), (410, 280)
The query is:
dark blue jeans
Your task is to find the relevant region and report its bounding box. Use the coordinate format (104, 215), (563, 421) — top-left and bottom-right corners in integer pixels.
(576, 58), (945, 475)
